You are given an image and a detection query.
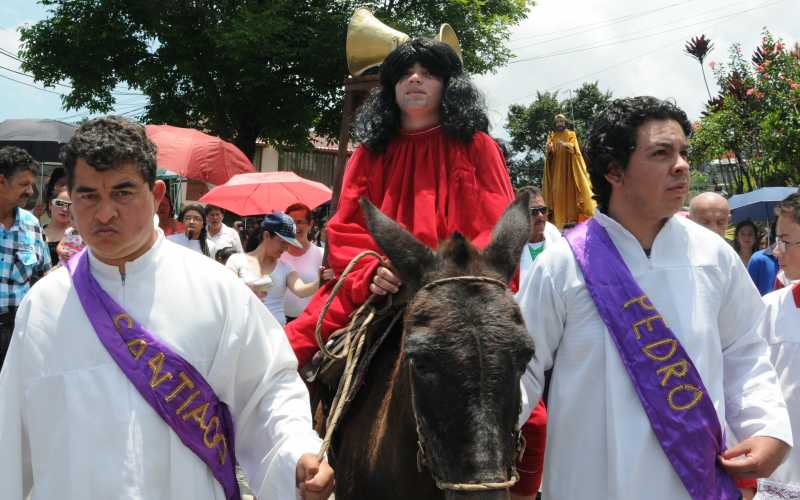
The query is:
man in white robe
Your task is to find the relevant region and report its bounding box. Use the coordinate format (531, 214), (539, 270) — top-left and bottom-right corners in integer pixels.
(516, 185), (562, 288)
(756, 192), (800, 495)
(0, 116), (333, 500)
(516, 97), (791, 499)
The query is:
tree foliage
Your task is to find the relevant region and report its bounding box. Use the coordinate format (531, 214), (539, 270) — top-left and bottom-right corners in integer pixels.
(18, 0), (534, 158)
(504, 82), (612, 188)
(690, 30), (800, 194)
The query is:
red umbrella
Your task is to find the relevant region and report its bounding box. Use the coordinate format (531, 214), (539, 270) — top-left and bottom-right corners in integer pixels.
(199, 171), (332, 216)
(145, 124), (255, 185)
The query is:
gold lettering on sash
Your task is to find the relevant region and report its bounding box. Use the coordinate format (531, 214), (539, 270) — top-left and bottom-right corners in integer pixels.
(623, 295), (656, 311)
(175, 390), (201, 415)
(114, 313), (134, 332)
(631, 315), (666, 340)
(668, 384), (703, 411)
(147, 352), (173, 389)
(126, 339), (148, 360)
(165, 372), (195, 402)
(656, 359), (689, 387)
(182, 402), (210, 424)
(642, 338), (678, 362)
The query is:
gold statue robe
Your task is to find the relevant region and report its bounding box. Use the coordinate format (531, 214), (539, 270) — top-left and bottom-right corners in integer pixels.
(543, 129), (596, 229)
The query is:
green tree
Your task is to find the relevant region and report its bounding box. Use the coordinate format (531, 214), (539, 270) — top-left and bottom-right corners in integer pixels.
(18, 0), (534, 159)
(505, 82), (612, 188)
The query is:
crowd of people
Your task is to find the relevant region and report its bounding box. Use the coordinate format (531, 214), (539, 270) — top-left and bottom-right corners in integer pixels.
(0, 32), (797, 500)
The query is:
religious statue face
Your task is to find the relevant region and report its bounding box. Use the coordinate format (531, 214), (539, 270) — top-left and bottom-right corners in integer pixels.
(70, 159), (164, 266)
(394, 63), (443, 124)
(554, 116), (567, 131)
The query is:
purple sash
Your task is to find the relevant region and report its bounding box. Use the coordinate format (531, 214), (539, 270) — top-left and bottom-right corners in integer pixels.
(66, 249), (240, 500)
(565, 218), (739, 500)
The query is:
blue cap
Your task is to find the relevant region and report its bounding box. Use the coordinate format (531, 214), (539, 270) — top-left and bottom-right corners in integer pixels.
(261, 211), (302, 248)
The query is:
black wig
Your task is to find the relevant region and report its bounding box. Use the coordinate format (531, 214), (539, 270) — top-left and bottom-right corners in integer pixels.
(353, 38), (489, 153)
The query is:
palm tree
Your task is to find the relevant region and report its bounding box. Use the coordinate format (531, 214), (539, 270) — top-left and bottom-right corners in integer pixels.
(685, 35), (715, 100)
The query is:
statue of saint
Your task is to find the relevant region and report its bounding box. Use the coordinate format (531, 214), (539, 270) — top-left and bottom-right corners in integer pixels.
(543, 114), (595, 228)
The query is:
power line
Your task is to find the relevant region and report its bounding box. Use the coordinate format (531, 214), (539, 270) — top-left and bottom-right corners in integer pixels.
(510, 0), (785, 65)
(0, 72), (64, 96)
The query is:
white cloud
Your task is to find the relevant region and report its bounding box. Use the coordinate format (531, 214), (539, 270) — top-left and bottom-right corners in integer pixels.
(475, 0), (800, 138)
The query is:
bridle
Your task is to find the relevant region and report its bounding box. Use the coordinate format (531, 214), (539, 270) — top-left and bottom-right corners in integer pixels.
(407, 275), (526, 492)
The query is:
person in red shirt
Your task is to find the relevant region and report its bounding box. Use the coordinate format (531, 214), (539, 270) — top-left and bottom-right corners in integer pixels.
(284, 37), (545, 498)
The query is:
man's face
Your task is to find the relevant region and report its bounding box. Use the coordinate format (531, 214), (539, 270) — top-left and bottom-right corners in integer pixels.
(529, 195), (548, 242)
(0, 170), (36, 209)
(70, 159), (164, 265)
(608, 119), (690, 222)
(689, 198), (730, 238)
(394, 63), (444, 121)
(206, 208), (224, 232)
(156, 197), (172, 221)
(554, 117), (567, 131)
(774, 214), (800, 281)
(287, 209), (310, 240)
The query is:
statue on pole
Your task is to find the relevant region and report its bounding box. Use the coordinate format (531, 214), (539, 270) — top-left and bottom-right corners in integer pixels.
(543, 114), (595, 228)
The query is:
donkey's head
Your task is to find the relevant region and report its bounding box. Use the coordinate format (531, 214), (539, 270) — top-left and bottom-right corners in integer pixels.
(361, 195), (535, 498)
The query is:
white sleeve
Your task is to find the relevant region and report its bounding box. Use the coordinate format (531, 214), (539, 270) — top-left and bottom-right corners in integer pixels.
(719, 257), (792, 447)
(515, 257), (567, 428)
(233, 231), (244, 254)
(0, 301), (33, 499)
(225, 253), (242, 276)
(212, 290), (320, 500)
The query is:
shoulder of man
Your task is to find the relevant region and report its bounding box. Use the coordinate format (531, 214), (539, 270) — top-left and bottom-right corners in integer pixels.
(16, 208), (43, 232)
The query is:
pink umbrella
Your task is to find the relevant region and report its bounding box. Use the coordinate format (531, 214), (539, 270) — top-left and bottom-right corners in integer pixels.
(199, 171), (332, 216)
(145, 124), (255, 185)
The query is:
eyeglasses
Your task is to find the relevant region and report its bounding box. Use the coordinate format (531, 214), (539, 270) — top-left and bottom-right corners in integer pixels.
(529, 206), (549, 216)
(183, 215), (203, 223)
(774, 238), (800, 253)
(51, 199), (72, 209)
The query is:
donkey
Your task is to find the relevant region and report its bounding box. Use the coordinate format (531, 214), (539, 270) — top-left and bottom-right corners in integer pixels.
(330, 194), (535, 500)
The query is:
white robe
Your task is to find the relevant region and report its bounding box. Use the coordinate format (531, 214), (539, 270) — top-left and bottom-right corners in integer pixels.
(518, 221), (562, 286)
(516, 212), (792, 500)
(0, 231), (321, 500)
(758, 284), (800, 488)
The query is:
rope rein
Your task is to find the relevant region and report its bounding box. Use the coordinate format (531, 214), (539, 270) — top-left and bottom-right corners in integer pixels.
(315, 260), (523, 491)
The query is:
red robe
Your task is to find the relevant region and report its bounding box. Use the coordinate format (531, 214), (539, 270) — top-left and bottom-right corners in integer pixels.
(284, 125), (546, 494)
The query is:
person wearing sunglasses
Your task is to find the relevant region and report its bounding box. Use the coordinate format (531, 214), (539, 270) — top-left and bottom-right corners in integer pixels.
(516, 186), (563, 287)
(754, 192), (800, 496)
(43, 187), (74, 266)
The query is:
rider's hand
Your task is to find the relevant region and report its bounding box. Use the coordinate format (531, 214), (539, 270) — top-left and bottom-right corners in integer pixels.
(296, 454), (334, 500)
(369, 262), (402, 296)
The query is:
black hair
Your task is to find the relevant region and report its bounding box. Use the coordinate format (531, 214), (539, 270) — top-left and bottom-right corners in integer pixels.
(775, 192), (800, 226)
(733, 219), (761, 255)
(179, 203), (211, 257)
(61, 116), (157, 190)
(0, 146), (40, 179)
(516, 185), (543, 199)
(586, 96), (692, 212)
(214, 246), (238, 265)
(204, 204), (225, 216)
(353, 38), (489, 153)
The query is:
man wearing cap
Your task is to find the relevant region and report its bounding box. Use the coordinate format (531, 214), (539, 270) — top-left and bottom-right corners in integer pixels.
(0, 117), (334, 500)
(226, 211), (322, 326)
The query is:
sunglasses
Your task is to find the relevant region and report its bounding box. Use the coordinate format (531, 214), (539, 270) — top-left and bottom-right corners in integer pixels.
(51, 198), (72, 209)
(529, 206), (549, 216)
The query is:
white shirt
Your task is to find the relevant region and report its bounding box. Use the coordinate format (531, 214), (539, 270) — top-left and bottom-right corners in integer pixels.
(167, 232), (218, 259)
(226, 254), (293, 326)
(518, 221), (561, 284)
(0, 231), (321, 500)
(759, 284), (800, 487)
(280, 244), (323, 318)
(516, 212), (792, 499)
(207, 223), (244, 254)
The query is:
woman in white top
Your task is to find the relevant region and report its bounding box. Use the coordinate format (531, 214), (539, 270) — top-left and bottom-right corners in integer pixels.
(167, 203), (216, 258)
(227, 212), (319, 325)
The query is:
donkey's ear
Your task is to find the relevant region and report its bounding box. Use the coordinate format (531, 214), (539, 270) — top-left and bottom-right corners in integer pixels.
(483, 193), (531, 282)
(360, 197), (436, 290)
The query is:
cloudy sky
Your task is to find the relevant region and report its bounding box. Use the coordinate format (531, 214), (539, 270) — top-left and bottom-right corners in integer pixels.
(1, 0), (798, 137)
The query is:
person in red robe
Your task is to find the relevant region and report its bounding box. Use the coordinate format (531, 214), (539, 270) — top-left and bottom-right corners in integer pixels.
(284, 37), (546, 497)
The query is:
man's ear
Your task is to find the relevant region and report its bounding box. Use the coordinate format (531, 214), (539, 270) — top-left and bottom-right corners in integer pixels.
(604, 162), (624, 187)
(153, 180), (166, 208)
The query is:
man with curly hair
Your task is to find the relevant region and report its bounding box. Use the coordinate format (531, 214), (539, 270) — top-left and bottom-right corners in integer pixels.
(284, 37), (547, 498)
(0, 146), (51, 369)
(0, 116), (333, 500)
(517, 96), (791, 499)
